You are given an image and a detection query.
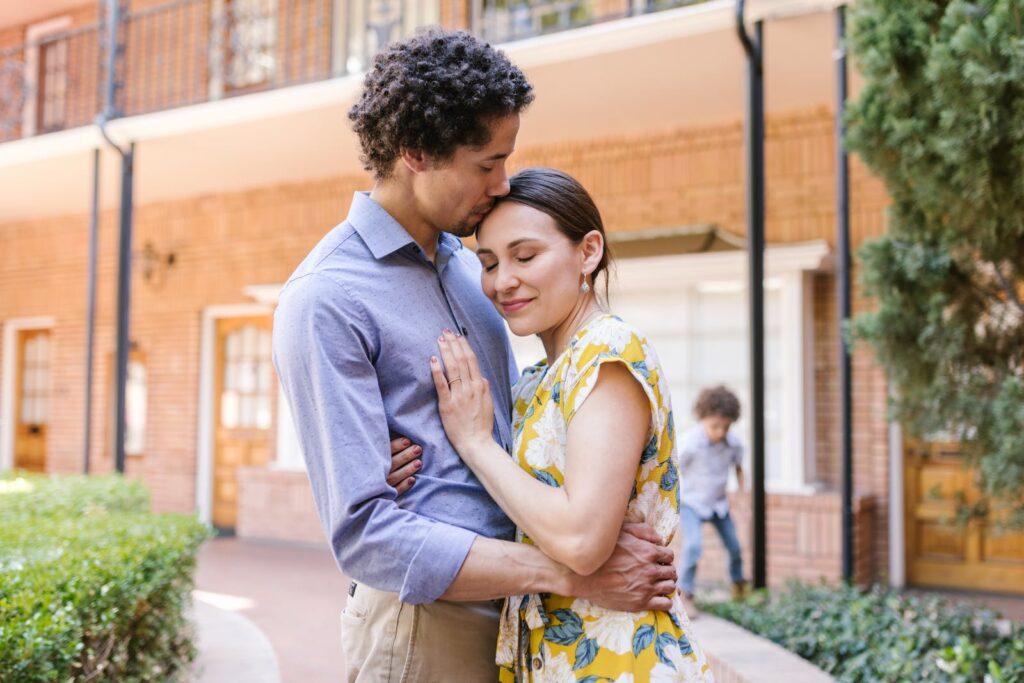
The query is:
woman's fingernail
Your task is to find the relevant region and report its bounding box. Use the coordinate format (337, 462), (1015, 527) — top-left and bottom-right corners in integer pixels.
(430, 356), (437, 363)
(413, 446), (421, 454)
(408, 477), (416, 486)
(402, 439), (410, 447)
(414, 460), (422, 469)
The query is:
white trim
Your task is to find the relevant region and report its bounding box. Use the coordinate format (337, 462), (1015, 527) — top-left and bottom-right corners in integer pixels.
(195, 303), (272, 524)
(800, 271), (817, 484)
(271, 386), (305, 471)
(1, 317), (55, 473)
(242, 283), (283, 306)
(612, 240), (833, 291)
(888, 398), (906, 587)
(22, 16), (72, 138)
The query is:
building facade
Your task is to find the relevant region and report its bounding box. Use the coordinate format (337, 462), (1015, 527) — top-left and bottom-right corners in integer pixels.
(1, 0), (1021, 594)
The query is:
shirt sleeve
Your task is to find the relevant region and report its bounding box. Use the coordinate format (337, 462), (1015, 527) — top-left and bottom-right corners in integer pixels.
(272, 273), (477, 604)
(730, 435), (745, 467)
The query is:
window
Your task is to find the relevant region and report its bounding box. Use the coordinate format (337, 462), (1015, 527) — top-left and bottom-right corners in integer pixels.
(22, 16), (71, 137)
(219, 0), (277, 92)
(125, 357), (147, 457)
(108, 348), (148, 458)
(220, 323), (273, 430)
(35, 36), (67, 133)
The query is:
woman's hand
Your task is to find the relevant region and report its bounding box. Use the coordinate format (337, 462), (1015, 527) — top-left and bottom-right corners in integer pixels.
(387, 436), (422, 495)
(429, 329), (494, 461)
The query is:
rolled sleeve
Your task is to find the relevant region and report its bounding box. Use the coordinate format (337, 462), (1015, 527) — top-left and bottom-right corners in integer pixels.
(401, 522), (477, 604)
(273, 273), (476, 604)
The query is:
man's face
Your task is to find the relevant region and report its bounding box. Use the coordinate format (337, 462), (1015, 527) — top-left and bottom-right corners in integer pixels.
(413, 114), (520, 237)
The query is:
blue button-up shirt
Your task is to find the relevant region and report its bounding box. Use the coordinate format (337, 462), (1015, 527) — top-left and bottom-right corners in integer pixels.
(272, 192), (517, 604)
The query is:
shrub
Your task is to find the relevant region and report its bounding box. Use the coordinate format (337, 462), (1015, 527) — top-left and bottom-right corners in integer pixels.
(702, 582), (1024, 682)
(0, 473), (211, 682)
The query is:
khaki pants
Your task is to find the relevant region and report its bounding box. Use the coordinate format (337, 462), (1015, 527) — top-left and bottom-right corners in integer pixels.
(341, 581), (501, 682)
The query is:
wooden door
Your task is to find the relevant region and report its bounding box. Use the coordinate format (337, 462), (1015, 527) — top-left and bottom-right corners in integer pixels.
(14, 329), (50, 472)
(906, 441), (1024, 595)
(213, 317), (274, 531)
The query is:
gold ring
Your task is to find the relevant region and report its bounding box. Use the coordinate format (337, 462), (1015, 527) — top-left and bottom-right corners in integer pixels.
(448, 377), (463, 386)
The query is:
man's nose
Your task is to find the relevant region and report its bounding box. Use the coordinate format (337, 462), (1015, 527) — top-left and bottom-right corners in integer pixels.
(489, 169), (511, 197)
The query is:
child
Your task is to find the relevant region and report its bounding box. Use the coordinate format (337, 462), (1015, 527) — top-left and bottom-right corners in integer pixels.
(678, 385), (747, 614)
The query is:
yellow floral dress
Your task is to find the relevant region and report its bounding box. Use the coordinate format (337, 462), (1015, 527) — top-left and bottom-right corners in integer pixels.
(497, 314), (713, 682)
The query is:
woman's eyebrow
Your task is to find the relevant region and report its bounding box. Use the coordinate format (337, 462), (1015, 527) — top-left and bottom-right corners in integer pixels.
(476, 238), (541, 256)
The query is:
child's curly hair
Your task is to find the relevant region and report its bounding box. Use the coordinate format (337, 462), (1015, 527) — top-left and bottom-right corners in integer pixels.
(693, 385), (741, 421)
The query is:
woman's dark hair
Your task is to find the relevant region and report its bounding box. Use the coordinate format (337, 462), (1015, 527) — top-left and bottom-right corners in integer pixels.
(693, 385), (742, 421)
(494, 167), (614, 301)
(348, 29), (534, 180)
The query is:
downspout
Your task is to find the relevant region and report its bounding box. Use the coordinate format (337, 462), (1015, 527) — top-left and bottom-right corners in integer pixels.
(96, 0), (134, 475)
(736, 0), (767, 590)
(83, 147), (99, 474)
(835, 4), (855, 583)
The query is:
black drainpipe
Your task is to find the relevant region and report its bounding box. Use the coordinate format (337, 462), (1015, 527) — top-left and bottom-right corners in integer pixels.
(835, 4), (855, 584)
(97, 0), (134, 475)
(736, 0), (767, 590)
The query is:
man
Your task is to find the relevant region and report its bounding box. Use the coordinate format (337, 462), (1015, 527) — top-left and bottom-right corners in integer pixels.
(273, 29), (676, 681)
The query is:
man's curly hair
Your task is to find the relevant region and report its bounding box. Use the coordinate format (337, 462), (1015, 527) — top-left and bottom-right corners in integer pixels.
(348, 29), (534, 180)
(693, 385), (742, 421)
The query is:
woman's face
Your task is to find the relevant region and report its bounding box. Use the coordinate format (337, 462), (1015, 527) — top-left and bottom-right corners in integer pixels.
(475, 201), (595, 336)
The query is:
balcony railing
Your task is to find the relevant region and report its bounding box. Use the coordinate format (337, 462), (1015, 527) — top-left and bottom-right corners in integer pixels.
(0, 0), (706, 144)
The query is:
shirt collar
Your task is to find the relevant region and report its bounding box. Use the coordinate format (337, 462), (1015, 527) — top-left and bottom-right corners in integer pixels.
(347, 192), (464, 260)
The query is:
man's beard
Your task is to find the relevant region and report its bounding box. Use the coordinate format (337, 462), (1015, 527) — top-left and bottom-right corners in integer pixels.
(448, 221), (476, 238)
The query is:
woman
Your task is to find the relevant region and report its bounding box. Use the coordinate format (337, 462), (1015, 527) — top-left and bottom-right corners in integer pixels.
(429, 168), (712, 682)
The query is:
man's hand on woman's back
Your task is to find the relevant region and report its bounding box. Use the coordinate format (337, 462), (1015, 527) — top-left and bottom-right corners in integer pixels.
(569, 523), (678, 612)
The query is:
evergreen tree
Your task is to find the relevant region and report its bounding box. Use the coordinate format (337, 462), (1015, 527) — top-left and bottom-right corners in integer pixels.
(846, 0), (1024, 525)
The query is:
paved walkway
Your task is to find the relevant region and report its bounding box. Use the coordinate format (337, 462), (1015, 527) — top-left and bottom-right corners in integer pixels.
(191, 599), (280, 683)
(189, 537), (1024, 682)
(193, 537), (348, 683)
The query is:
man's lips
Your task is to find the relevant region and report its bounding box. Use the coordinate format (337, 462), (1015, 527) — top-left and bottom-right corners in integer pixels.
(500, 298), (533, 313)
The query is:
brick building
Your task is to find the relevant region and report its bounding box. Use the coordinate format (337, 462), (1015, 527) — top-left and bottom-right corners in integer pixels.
(2, 0), (1021, 595)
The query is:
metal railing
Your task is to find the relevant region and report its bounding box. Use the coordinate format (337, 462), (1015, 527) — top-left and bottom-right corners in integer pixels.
(0, 0), (709, 144)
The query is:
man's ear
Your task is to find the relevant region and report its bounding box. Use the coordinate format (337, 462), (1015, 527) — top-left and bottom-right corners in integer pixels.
(401, 148), (430, 174)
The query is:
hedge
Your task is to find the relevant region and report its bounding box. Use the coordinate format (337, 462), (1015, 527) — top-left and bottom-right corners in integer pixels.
(0, 473), (211, 682)
(703, 582), (1024, 682)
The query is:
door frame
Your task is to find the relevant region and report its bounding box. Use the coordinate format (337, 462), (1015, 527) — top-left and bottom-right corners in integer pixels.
(1, 317), (55, 473)
(195, 304), (272, 524)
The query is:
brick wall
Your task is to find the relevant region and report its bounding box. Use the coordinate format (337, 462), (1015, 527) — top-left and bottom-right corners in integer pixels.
(236, 466), (324, 544)
(0, 105), (895, 581)
(690, 492), (876, 588)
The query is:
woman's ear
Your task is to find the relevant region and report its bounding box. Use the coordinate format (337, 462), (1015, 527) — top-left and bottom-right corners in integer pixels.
(580, 230), (605, 275)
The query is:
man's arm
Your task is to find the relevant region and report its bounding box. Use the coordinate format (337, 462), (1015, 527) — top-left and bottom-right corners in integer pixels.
(443, 525), (678, 613)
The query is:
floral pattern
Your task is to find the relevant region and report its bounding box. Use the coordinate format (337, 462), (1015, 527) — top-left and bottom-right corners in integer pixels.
(497, 315), (713, 682)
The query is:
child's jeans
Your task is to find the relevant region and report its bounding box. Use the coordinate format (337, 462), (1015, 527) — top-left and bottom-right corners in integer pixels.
(679, 504), (744, 595)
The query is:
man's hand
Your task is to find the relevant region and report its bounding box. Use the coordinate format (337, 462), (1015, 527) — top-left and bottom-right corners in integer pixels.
(568, 523), (677, 612)
(387, 436), (422, 495)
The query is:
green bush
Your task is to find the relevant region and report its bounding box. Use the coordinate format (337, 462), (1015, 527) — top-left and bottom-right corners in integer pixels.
(0, 473), (211, 682)
(702, 582), (1024, 682)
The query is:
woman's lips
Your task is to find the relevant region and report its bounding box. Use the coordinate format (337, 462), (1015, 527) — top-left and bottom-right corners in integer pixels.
(501, 298), (533, 314)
